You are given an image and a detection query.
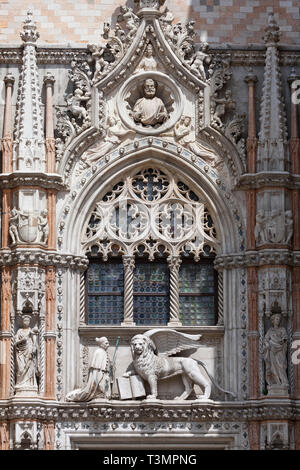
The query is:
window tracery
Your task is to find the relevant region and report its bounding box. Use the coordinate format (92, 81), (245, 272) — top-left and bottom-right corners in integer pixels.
(83, 167), (219, 326)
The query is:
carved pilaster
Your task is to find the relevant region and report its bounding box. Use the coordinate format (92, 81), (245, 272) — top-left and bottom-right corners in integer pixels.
(0, 422), (9, 450)
(44, 267), (56, 399)
(248, 266), (259, 399)
(121, 256), (136, 326)
(2, 74), (15, 173)
(244, 68), (258, 174)
(44, 72), (56, 174)
(167, 256), (182, 326)
(43, 421), (55, 450)
(0, 267), (12, 399)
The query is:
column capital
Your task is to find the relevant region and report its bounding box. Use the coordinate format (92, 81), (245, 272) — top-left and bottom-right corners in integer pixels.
(43, 72), (55, 87)
(244, 68), (258, 85)
(4, 74), (15, 87)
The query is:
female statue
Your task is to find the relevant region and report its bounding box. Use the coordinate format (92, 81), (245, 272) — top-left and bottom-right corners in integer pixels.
(263, 313), (288, 388)
(14, 315), (39, 392)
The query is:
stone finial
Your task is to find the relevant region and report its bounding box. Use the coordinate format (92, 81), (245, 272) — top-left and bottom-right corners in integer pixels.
(134, 0), (165, 13)
(20, 10), (39, 44)
(263, 12), (280, 45)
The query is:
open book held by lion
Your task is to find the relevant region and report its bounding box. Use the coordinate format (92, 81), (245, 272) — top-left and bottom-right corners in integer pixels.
(123, 329), (236, 401)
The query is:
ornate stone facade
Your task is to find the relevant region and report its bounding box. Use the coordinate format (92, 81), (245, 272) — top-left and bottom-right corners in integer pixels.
(0, 2), (299, 451)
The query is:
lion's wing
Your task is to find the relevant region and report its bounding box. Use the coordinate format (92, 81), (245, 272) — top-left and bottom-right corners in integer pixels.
(143, 329), (202, 356)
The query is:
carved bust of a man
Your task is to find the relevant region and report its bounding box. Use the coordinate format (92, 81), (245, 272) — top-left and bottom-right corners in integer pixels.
(132, 78), (168, 127)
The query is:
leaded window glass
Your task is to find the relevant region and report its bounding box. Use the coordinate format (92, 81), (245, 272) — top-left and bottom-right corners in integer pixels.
(83, 167), (220, 326)
(86, 259), (124, 325)
(133, 260), (169, 325)
(179, 260), (217, 326)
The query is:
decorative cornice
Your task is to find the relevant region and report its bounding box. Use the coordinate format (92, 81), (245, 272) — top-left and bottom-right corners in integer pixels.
(0, 47), (299, 66)
(215, 250), (300, 269)
(78, 325), (225, 339)
(0, 399), (299, 422)
(0, 250), (88, 270)
(235, 172), (300, 190)
(0, 172), (67, 191)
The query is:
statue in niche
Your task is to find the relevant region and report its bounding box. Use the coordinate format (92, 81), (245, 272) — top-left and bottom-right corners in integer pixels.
(66, 337), (111, 401)
(211, 89), (235, 128)
(263, 310), (289, 391)
(123, 329), (236, 401)
(135, 43), (161, 72)
(14, 315), (39, 394)
(284, 210), (293, 244)
(37, 209), (48, 244)
(82, 115), (135, 164)
(132, 78), (169, 127)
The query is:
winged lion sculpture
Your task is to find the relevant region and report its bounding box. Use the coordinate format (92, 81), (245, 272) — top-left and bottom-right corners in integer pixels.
(124, 329), (236, 400)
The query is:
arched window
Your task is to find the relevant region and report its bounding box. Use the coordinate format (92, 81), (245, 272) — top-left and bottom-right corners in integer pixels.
(82, 167), (219, 326)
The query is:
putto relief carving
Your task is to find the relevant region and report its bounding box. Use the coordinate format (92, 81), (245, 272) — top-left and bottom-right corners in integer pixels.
(254, 209), (293, 246)
(9, 208), (49, 245)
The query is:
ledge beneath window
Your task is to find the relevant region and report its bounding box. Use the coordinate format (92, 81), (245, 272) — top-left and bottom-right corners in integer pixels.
(78, 325), (225, 338)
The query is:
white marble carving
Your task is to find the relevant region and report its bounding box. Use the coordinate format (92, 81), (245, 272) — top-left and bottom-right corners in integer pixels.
(255, 209), (293, 245)
(132, 78), (169, 127)
(124, 329), (235, 401)
(263, 312), (289, 395)
(66, 337), (111, 401)
(9, 207), (48, 245)
(14, 315), (40, 396)
(135, 42), (161, 72)
(118, 72), (183, 136)
(82, 116), (135, 164)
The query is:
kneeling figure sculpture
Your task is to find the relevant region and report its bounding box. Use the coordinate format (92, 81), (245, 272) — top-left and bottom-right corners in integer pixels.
(124, 329), (235, 400)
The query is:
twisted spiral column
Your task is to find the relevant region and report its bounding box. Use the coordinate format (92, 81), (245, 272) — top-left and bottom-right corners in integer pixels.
(168, 256), (182, 326)
(122, 256), (136, 326)
(217, 271), (224, 326)
(79, 272), (85, 325)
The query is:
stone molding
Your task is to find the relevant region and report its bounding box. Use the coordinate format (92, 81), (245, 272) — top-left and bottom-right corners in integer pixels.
(0, 399), (299, 422)
(215, 250), (300, 269)
(0, 250), (88, 270)
(236, 173), (300, 190)
(0, 47), (300, 66)
(0, 172), (66, 191)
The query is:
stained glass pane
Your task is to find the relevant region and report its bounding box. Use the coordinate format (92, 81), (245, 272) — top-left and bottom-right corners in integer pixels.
(133, 261), (169, 325)
(88, 262), (124, 294)
(179, 296), (215, 326)
(179, 261), (216, 326)
(87, 260), (123, 325)
(179, 263), (215, 294)
(133, 295), (169, 325)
